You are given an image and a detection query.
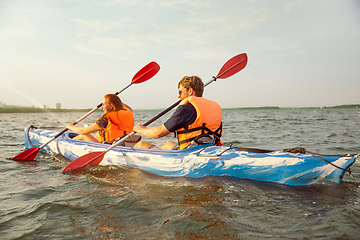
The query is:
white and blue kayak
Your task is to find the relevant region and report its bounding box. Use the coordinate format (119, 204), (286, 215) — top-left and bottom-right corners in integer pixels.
(24, 127), (357, 186)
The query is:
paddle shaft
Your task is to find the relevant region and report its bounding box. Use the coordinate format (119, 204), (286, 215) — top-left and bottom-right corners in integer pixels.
(38, 83), (133, 149)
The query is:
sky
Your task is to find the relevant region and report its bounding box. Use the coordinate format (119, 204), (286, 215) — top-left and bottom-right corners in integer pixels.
(1, 0), (359, 109)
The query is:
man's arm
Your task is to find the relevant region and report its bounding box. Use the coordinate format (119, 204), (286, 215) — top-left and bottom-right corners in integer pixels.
(133, 124), (171, 139)
(134, 104), (196, 139)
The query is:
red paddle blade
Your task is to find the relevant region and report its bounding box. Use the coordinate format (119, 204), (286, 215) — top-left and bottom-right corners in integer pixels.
(216, 53), (248, 79)
(11, 148), (40, 161)
(61, 151), (105, 174)
(131, 61), (160, 84)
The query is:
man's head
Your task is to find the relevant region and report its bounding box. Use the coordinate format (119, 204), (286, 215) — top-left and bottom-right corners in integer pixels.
(178, 76), (204, 100)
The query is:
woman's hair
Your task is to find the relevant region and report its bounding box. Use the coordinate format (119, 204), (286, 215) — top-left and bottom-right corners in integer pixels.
(178, 76), (204, 97)
(97, 94), (124, 122)
(104, 94), (124, 111)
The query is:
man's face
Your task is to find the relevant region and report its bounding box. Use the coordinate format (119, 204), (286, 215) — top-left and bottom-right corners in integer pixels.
(178, 85), (192, 100)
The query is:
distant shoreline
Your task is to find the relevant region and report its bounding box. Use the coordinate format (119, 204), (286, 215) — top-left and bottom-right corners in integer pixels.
(0, 108), (95, 113)
(223, 104), (360, 111)
(0, 104), (359, 113)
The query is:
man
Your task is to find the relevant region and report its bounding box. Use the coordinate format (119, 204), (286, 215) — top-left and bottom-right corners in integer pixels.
(133, 75), (223, 150)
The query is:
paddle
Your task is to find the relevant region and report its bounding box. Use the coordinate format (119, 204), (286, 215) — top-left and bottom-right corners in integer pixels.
(61, 53), (248, 174)
(11, 61), (160, 161)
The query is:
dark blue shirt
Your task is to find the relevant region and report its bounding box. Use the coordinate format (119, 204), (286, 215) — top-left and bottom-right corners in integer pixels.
(164, 104), (197, 132)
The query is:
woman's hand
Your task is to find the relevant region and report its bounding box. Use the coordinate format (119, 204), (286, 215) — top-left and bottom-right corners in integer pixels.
(66, 123), (75, 130)
(67, 122), (101, 135)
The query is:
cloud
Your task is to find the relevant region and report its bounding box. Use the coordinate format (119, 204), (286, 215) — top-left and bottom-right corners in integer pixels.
(108, 0), (213, 10)
(67, 1), (246, 60)
(107, 0), (143, 7)
(14, 16), (38, 32)
(155, 0), (213, 10)
(251, 37), (300, 52)
(70, 18), (131, 36)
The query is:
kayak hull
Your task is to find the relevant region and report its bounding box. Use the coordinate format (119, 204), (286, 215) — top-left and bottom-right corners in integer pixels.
(24, 128), (356, 186)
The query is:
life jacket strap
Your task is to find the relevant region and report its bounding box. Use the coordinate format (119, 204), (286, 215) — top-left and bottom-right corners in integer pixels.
(102, 131), (142, 145)
(177, 122), (223, 146)
(103, 131), (127, 144)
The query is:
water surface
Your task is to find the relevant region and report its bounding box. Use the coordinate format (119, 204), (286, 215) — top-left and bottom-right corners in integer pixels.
(1, 109), (359, 239)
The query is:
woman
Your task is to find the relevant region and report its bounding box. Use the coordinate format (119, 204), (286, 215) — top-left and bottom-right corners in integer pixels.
(66, 94), (134, 143)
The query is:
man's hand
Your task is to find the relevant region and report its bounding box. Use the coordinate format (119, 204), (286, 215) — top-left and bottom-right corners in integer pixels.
(134, 124), (147, 133)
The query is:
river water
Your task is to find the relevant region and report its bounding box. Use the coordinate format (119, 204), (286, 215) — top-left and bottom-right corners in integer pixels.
(1, 109), (359, 239)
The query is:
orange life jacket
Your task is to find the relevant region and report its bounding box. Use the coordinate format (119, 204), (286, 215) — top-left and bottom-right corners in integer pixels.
(176, 96), (223, 150)
(98, 109), (134, 142)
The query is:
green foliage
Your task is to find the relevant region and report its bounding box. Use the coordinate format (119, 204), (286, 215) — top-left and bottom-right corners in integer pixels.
(323, 104), (360, 109)
(223, 104), (360, 111)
